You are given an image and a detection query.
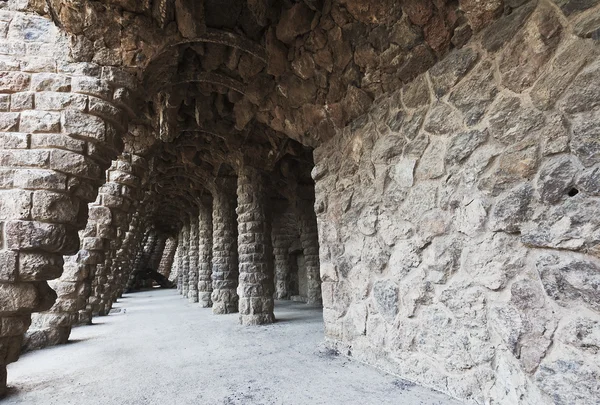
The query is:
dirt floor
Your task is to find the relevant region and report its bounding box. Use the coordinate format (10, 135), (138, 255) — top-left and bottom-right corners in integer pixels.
(6, 289), (462, 405)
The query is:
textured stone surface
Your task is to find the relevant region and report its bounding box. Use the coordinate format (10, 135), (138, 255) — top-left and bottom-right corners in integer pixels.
(0, 1), (598, 404)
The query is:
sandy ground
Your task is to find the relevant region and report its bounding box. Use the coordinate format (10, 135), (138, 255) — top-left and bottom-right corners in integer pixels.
(6, 289), (462, 405)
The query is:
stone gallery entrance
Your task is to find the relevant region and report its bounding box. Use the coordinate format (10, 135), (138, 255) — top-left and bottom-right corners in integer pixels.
(1, 0), (599, 404)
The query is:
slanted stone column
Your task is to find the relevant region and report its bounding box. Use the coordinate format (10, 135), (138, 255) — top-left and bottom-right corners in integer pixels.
(0, 10), (137, 392)
(187, 215), (199, 303)
(297, 197), (321, 305)
(23, 199), (110, 350)
(236, 165), (275, 325)
(211, 188), (238, 314)
(110, 210), (145, 302)
(160, 237), (177, 279)
(180, 223), (190, 298)
(197, 202), (213, 307)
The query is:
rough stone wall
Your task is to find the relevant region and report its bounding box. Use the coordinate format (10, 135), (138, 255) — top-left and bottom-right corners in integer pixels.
(197, 203), (213, 308)
(314, 2), (600, 404)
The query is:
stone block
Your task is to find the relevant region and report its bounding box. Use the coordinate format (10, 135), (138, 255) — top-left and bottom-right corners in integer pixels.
(30, 133), (86, 154)
(19, 110), (61, 133)
(0, 94), (9, 111)
(49, 149), (102, 180)
(0, 251), (18, 282)
(61, 110), (106, 143)
(0, 112), (19, 131)
(13, 168), (67, 191)
(0, 71), (30, 92)
(4, 220), (79, 254)
(0, 283), (38, 315)
(0, 41), (27, 56)
(10, 91), (33, 111)
(31, 73), (71, 92)
(88, 205), (112, 225)
(0, 56), (20, 71)
(71, 76), (111, 99)
(21, 57), (56, 73)
(18, 252), (63, 281)
(31, 190), (79, 224)
(7, 14), (55, 43)
(0, 189), (31, 220)
(0, 149), (49, 168)
(35, 92), (88, 111)
(88, 97), (124, 127)
(1, 317), (31, 337)
(0, 132), (28, 149)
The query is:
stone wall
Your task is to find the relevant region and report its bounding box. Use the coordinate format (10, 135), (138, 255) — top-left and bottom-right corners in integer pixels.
(314, 2), (600, 404)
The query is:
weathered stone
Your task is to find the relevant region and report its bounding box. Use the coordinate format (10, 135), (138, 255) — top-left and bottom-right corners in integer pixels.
(569, 110), (600, 167)
(423, 102), (462, 135)
(536, 155), (580, 204)
(445, 129), (488, 164)
(536, 252), (600, 311)
(531, 40), (598, 110)
(459, 0), (503, 32)
(552, 0), (598, 16)
(557, 60), (600, 114)
(488, 96), (544, 145)
(429, 47), (478, 97)
(276, 3), (314, 44)
(490, 184), (534, 233)
(499, 3), (563, 92)
(372, 279), (399, 322)
(449, 60), (498, 125)
(481, 2), (537, 52)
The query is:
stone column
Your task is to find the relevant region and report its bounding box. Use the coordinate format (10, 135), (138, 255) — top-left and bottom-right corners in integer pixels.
(180, 223), (190, 298)
(236, 165), (275, 325)
(23, 199), (110, 350)
(0, 11), (136, 392)
(187, 214), (199, 303)
(271, 201), (297, 299)
(175, 230), (183, 293)
(211, 188), (239, 314)
(197, 202), (213, 307)
(160, 237), (177, 279)
(298, 199), (322, 305)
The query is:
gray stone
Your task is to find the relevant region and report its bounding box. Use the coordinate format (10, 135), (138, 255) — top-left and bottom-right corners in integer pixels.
(490, 183), (534, 233)
(429, 47), (479, 97)
(445, 129), (488, 164)
(488, 95), (544, 145)
(536, 155), (580, 204)
(449, 60), (498, 125)
(372, 279), (399, 322)
(536, 252), (600, 311)
(481, 2), (537, 52)
(577, 165), (600, 195)
(570, 110), (600, 167)
(531, 40), (598, 110)
(552, 0), (598, 16)
(558, 60), (600, 114)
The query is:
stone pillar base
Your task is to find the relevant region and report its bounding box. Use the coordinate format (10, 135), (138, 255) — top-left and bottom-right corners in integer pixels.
(22, 326), (71, 352)
(240, 313), (276, 326)
(198, 292), (212, 308)
(212, 289), (239, 314)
